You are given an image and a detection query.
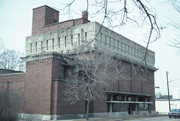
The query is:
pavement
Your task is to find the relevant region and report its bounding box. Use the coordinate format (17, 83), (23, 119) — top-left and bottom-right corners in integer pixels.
(56, 115), (164, 121)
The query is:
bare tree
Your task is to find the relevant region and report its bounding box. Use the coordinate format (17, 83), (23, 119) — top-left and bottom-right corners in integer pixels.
(61, 0), (161, 47)
(60, 0), (162, 69)
(169, 0), (180, 51)
(0, 82), (22, 121)
(169, 27), (180, 51)
(64, 46), (130, 120)
(171, 0), (180, 12)
(0, 50), (25, 71)
(0, 38), (4, 54)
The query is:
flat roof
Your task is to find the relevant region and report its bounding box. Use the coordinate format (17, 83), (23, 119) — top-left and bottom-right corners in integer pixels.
(156, 99), (180, 101)
(0, 69), (23, 75)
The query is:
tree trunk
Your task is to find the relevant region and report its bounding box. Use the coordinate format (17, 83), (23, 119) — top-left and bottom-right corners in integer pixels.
(86, 99), (90, 120)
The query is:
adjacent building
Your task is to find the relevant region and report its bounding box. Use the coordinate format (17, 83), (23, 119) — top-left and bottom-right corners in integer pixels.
(156, 88), (180, 114)
(0, 5), (157, 120)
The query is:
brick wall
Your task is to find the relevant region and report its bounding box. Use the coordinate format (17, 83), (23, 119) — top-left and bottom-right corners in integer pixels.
(56, 81), (85, 114)
(0, 73), (25, 112)
(0, 54), (155, 115)
(0, 73), (25, 94)
(24, 59), (53, 114)
(50, 58), (86, 115)
(51, 57), (155, 114)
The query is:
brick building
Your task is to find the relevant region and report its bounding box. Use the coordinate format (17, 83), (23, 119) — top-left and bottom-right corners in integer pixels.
(0, 5), (157, 120)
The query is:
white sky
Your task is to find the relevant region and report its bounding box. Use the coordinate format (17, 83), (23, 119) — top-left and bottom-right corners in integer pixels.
(0, 0), (180, 95)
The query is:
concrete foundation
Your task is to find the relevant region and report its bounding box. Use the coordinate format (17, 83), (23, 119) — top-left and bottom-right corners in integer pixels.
(19, 111), (156, 120)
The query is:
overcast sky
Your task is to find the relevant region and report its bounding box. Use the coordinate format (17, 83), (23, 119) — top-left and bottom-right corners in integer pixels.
(0, 0), (180, 95)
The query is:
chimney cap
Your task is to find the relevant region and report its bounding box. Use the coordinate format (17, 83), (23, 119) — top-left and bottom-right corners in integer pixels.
(33, 5), (59, 13)
(82, 11), (88, 20)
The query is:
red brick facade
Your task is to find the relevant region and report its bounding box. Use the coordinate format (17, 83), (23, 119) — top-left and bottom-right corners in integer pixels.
(0, 72), (25, 112)
(24, 59), (53, 114)
(0, 73), (25, 94)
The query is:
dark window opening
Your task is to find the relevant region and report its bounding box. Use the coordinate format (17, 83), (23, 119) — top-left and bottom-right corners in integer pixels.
(78, 34), (80, 45)
(58, 37), (60, 48)
(30, 43), (32, 53)
(41, 41), (43, 51)
(85, 32), (87, 41)
(71, 35), (73, 46)
(65, 36), (67, 47)
(52, 39), (54, 49)
(46, 40), (48, 50)
(61, 65), (71, 80)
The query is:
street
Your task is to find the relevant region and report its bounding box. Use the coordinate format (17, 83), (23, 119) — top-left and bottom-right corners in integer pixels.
(122, 116), (180, 121)
(63, 116), (180, 121)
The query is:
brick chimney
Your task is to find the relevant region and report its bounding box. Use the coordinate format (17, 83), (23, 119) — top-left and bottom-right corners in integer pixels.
(32, 5), (59, 35)
(82, 11), (88, 20)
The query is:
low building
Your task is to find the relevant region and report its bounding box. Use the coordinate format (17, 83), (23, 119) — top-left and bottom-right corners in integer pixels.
(156, 99), (180, 114)
(156, 89), (180, 114)
(0, 5), (157, 120)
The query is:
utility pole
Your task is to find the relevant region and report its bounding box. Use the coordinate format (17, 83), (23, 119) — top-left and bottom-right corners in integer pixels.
(166, 71), (171, 111)
(7, 81), (10, 119)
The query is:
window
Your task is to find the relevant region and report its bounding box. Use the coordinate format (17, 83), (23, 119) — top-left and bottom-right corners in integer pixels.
(121, 43), (124, 52)
(124, 44), (129, 53)
(52, 39), (54, 49)
(78, 34), (80, 45)
(123, 44), (125, 52)
(85, 32), (87, 41)
(65, 36), (67, 47)
(134, 49), (137, 57)
(30, 43), (32, 53)
(105, 35), (107, 46)
(58, 37), (60, 48)
(116, 41), (119, 50)
(61, 65), (71, 80)
(109, 37), (111, 48)
(100, 33), (102, 43)
(41, 41), (43, 51)
(71, 35), (73, 46)
(113, 39), (116, 48)
(46, 40), (48, 50)
(35, 42), (37, 52)
(127, 45), (129, 54)
(130, 47), (133, 56)
(137, 50), (141, 58)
